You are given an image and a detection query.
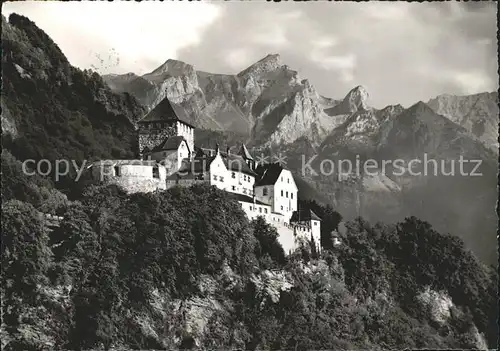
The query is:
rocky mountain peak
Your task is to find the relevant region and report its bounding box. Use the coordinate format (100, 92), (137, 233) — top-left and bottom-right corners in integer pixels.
(426, 91), (499, 152)
(335, 85), (370, 114)
(148, 59), (195, 77)
(256, 53), (282, 67)
(237, 53), (282, 78)
(410, 100), (433, 114)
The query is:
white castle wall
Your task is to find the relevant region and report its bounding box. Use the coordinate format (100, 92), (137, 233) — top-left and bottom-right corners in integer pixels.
(272, 169), (297, 222)
(227, 168), (255, 196)
(92, 162), (167, 194)
(176, 121), (194, 155)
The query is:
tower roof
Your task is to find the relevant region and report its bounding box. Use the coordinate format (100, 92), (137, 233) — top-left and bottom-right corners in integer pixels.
(151, 136), (188, 152)
(290, 209), (322, 222)
(138, 97), (195, 127)
(238, 144), (253, 160)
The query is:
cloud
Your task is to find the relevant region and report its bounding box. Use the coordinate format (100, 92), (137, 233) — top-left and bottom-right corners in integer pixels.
(3, 1), (497, 107)
(449, 71), (495, 95)
(2, 1), (221, 74)
(226, 48), (254, 70)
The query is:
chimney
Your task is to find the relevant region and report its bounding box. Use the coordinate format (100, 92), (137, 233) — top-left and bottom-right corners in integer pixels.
(227, 146), (231, 155)
(215, 143), (220, 155)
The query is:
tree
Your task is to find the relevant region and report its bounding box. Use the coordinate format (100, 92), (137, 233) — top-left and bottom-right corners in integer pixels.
(251, 216), (286, 269)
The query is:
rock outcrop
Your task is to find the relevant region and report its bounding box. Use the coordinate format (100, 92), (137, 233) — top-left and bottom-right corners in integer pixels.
(427, 92), (499, 153)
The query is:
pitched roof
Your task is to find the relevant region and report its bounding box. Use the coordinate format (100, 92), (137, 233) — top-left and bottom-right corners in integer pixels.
(238, 144), (253, 160)
(151, 136), (188, 152)
(194, 146), (208, 158)
(138, 97), (194, 127)
(219, 152), (256, 176)
(226, 192), (268, 206)
(290, 209), (322, 222)
(254, 163), (284, 186)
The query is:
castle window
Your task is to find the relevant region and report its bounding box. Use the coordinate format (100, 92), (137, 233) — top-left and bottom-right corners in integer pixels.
(286, 191), (288, 198)
(232, 172), (235, 179)
(114, 166), (121, 176)
(264, 208), (268, 214)
(281, 176), (283, 182)
(287, 178), (289, 183)
(213, 175), (217, 181)
(281, 206), (283, 210)
(232, 185), (236, 191)
(263, 188), (268, 196)
(291, 193), (293, 199)
(314, 221), (317, 226)
(259, 207), (262, 213)
(152, 166), (160, 179)
(219, 176), (224, 181)
(281, 190), (284, 196)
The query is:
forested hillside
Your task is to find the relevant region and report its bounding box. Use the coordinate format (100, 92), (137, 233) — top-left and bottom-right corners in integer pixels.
(2, 14), (145, 166)
(1, 150), (497, 350)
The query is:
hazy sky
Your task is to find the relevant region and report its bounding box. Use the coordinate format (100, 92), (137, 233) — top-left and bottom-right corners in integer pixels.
(3, 1), (498, 108)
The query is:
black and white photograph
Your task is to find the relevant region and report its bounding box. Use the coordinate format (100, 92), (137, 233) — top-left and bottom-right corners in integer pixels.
(1, 1), (498, 350)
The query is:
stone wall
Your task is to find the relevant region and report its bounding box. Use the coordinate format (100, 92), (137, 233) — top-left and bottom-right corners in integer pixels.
(109, 176), (166, 193)
(139, 124), (177, 153)
(290, 220), (321, 253)
(92, 163), (167, 193)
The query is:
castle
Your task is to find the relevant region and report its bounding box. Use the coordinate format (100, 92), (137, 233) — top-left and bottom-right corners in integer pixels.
(90, 98), (322, 254)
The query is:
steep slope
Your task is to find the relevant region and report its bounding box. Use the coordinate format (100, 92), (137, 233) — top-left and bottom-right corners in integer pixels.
(1, 14), (145, 164)
(427, 92), (499, 153)
(2, 181), (497, 350)
(311, 100), (497, 264)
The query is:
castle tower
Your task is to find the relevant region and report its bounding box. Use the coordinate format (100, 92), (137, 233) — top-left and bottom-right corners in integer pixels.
(238, 144), (255, 170)
(137, 97), (195, 159)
